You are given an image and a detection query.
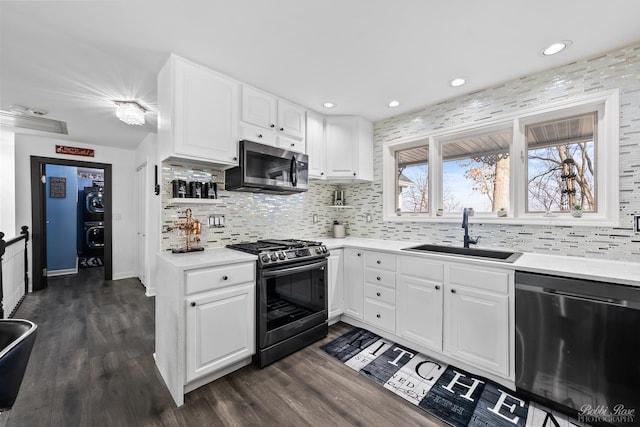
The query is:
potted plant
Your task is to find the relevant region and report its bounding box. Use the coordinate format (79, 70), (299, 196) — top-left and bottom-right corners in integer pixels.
(571, 204), (583, 218)
(497, 208), (508, 217)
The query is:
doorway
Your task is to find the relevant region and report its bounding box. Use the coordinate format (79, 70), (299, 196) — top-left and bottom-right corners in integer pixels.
(30, 156), (113, 291)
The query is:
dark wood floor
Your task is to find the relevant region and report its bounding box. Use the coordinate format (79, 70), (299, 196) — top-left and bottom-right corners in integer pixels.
(0, 267), (447, 427)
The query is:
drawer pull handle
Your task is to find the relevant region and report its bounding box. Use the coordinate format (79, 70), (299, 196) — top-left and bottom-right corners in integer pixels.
(376, 314), (381, 319)
(190, 302), (196, 307)
(377, 260), (381, 264)
(376, 292), (381, 297)
(222, 276), (228, 280)
(435, 285), (440, 290)
(377, 276), (381, 281)
(451, 289), (456, 294)
(357, 253), (361, 256)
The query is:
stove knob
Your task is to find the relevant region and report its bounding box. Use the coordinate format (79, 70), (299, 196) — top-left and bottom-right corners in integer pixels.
(315, 247), (322, 254)
(322, 246), (328, 253)
(260, 254), (270, 263)
(278, 252), (286, 260)
(270, 253), (278, 261)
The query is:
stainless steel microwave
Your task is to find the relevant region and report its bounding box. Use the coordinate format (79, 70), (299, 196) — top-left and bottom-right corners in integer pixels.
(225, 140), (309, 194)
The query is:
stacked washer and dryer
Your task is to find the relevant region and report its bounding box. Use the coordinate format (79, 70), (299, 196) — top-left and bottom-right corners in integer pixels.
(81, 184), (105, 256)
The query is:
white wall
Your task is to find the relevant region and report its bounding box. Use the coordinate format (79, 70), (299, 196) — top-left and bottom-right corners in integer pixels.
(0, 130), (16, 235)
(15, 133), (137, 282)
(134, 132), (159, 296)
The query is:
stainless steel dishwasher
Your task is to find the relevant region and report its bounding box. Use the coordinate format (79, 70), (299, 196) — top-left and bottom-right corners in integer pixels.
(515, 271), (640, 425)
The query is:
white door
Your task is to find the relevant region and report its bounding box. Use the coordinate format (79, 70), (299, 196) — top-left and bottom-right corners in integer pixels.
(397, 274), (443, 351)
(306, 110), (326, 179)
(185, 284), (255, 382)
(277, 99), (305, 140)
(241, 85), (276, 129)
(327, 249), (344, 319)
(446, 285), (509, 376)
(135, 164), (146, 285)
(343, 248), (364, 320)
(325, 117), (357, 178)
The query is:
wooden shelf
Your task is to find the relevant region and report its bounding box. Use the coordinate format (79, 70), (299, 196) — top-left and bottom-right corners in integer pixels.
(168, 198), (224, 205)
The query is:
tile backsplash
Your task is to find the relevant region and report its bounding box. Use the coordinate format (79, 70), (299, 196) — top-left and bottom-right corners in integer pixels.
(161, 41), (639, 261)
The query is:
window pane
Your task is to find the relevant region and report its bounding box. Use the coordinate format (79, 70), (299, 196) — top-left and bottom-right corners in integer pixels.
(441, 131), (511, 213)
(396, 145), (428, 213)
(526, 112), (596, 212)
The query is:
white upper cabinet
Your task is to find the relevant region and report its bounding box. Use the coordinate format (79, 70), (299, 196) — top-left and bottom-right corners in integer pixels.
(324, 116), (373, 182)
(240, 86), (306, 152)
(306, 110), (326, 179)
(157, 54), (239, 168)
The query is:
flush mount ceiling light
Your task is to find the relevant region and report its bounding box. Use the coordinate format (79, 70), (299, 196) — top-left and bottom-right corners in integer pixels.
(114, 101), (146, 125)
(388, 100), (400, 108)
(322, 102), (336, 109)
(450, 78), (466, 87)
(542, 40), (572, 56)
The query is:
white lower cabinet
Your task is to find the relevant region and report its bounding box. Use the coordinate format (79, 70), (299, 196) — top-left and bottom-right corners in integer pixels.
(185, 283), (255, 382)
(445, 264), (510, 377)
(397, 257), (444, 352)
(343, 248), (364, 320)
(327, 249), (344, 320)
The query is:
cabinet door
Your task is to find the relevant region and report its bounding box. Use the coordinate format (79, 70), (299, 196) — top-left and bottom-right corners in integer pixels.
(325, 117), (358, 178)
(174, 58), (239, 164)
(277, 99), (306, 140)
(241, 86), (277, 130)
(397, 274), (443, 351)
(306, 110), (326, 179)
(185, 283), (255, 382)
(327, 249), (344, 319)
(343, 248), (364, 320)
(446, 285), (509, 376)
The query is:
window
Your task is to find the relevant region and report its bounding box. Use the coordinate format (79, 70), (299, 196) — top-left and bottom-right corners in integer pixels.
(382, 90), (619, 226)
(441, 130), (511, 213)
(396, 145), (428, 213)
(526, 112), (596, 213)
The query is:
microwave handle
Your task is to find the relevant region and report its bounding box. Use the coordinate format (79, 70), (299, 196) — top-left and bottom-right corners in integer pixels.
(290, 155), (298, 187)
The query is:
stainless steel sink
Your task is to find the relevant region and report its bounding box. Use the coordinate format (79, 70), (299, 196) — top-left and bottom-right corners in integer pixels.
(402, 244), (522, 263)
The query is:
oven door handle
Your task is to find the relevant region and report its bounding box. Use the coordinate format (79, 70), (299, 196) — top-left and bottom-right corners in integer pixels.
(261, 259), (326, 278)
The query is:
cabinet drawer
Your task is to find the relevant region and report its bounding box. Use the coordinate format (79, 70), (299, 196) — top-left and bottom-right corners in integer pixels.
(186, 262), (255, 295)
(449, 264), (510, 294)
(365, 283), (396, 305)
(239, 123), (277, 147)
(364, 268), (396, 288)
(364, 300), (396, 332)
(365, 251), (396, 271)
(398, 256), (444, 282)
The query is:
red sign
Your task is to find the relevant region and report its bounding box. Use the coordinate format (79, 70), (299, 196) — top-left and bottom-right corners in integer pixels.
(55, 145), (94, 157)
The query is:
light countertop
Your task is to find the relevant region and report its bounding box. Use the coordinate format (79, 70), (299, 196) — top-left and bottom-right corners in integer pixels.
(157, 247), (257, 270)
(317, 237), (640, 287)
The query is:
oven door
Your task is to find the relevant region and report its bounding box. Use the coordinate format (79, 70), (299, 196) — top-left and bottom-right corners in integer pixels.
(257, 258), (327, 349)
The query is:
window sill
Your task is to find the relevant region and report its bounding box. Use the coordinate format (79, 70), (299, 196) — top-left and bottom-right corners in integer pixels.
(383, 214), (619, 227)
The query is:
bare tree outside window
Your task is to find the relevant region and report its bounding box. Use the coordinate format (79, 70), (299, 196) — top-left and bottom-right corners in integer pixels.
(396, 145), (429, 213)
(526, 113), (596, 212)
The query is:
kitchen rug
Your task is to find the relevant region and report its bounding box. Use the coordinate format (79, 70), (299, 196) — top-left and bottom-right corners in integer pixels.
(320, 328), (585, 427)
(79, 256), (103, 268)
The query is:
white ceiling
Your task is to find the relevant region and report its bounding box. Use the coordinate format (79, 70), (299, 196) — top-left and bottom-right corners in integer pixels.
(2, 0), (640, 150)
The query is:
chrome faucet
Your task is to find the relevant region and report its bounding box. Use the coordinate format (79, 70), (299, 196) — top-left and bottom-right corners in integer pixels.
(462, 208), (479, 248)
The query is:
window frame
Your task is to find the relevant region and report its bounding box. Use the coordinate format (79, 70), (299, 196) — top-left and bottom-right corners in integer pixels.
(382, 89), (619, 226)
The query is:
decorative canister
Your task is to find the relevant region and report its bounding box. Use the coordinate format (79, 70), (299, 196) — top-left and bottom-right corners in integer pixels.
(188, 181), (203, 198)
(171, 180), (187, 198)
(203, 182), (218, 199)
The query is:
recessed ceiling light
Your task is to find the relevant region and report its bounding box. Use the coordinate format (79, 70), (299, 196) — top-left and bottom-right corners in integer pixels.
(542, 40), (572, 56)
(388, 100), (400, 108)
(450, 78), (466, 87)
(322, 102), (336, 109)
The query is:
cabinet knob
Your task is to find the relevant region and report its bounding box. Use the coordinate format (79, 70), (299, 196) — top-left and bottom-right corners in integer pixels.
(190, 302), (196, 307)
(357, 253), (361, 256)
(377, 260), (381, 264)
(291, 143), (295, 147)
(353, 172), (357, 176)
(376, 292), (381, 297)
(233, 157), (238, 161)
(280, 127), (284, 131)
(321, 172), (324, 176)
(376, 314), (381, 319)
(258, 134), (263, 138)
(435, 285), (440, 290)
(376, 276), (381, 281)
(451, 289), (456, 294)
(270, 124), (275, 128)
(222, 276), (228, 280)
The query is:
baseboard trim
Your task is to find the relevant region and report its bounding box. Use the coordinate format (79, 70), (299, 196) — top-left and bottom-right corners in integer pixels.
(47, 268), (78, 277)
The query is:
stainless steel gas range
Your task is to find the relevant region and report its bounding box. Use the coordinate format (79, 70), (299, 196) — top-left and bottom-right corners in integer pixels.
(227, 239), (329, 367)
